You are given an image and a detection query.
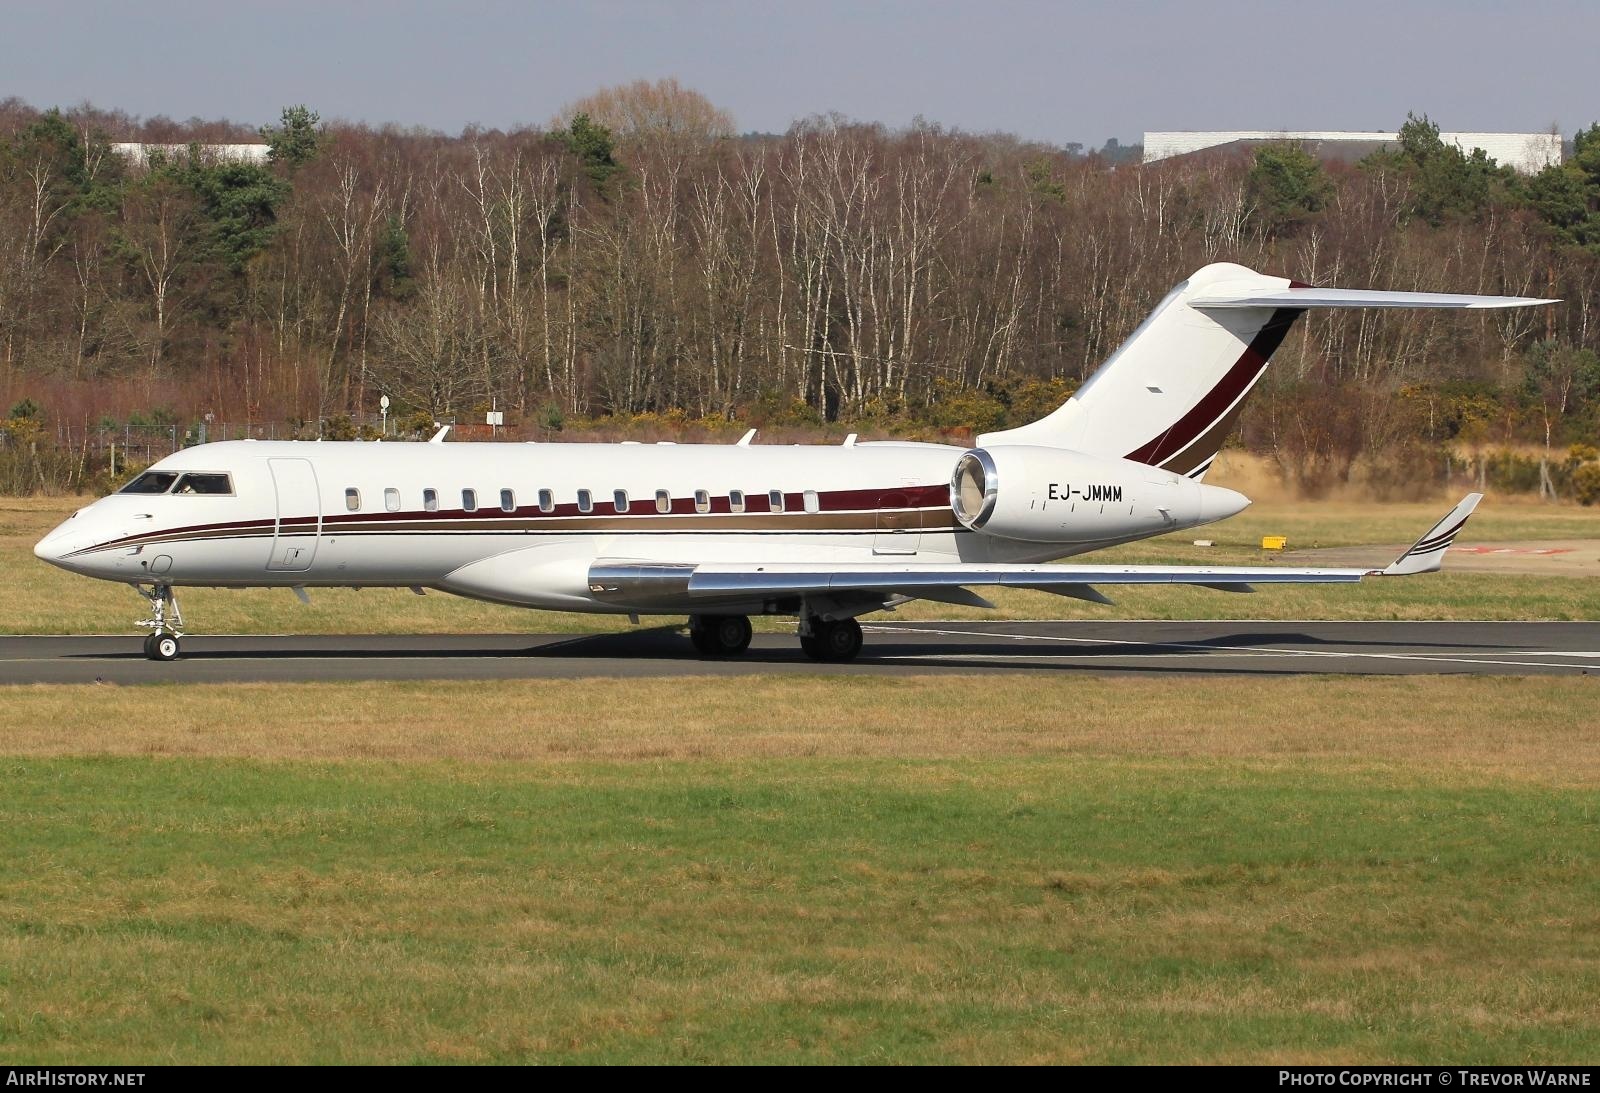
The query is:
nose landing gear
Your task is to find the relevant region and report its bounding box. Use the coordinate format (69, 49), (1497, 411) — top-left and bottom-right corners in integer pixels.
(136, 584), (184, 661)
(143, 632), (181, 661)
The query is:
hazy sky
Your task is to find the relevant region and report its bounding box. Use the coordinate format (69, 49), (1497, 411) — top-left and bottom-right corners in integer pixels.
(4, 1), (1594, 145)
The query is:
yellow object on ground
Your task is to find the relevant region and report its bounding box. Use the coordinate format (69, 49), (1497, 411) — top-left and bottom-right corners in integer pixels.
(1261, 535), (1288, 551)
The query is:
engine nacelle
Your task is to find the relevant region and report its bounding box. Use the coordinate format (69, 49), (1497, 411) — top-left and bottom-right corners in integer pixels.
(950, 445), (1248, 543)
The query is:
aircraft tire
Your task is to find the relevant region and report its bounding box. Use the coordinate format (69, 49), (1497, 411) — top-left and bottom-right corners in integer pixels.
(690, 614), (752, 656)
(802, 618), (863, 661)
(710, 615), (753, 654)
(149, 633), (180, 661)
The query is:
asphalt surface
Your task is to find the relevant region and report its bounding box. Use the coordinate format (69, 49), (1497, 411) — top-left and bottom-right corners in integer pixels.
(0, 621), (1596, 684)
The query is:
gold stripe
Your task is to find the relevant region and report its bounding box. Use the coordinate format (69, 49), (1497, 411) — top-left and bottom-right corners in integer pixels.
(1160, 400), (1250, 477)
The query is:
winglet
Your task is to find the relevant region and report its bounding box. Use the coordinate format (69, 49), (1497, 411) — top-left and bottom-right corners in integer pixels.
(429, 425), (450, 444)
(1382, 494), (1482, 575)
(736, 428), (757, 447)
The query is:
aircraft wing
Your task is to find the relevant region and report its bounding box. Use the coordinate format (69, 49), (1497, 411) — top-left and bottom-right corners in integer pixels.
(589, 495), (1482, 609)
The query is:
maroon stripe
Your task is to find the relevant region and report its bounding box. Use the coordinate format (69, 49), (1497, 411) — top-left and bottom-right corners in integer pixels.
(1407, 515), (1471, 556)
(1123, 308), (1303, 468)
(64, 528), (275, 559)
(86, 517), (280, 553)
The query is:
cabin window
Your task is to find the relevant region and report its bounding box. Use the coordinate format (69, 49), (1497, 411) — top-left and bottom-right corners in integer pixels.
(803, 489), (820, 513)
(500, 488), (516, 513)
(694, 489), (711, 514)
(729, 489), (745, 513)
(538, 488), (554, 513)
(423, 488), (439, 512)
(120, 471), (178, 495)
(655, 489), (671, 514)
(614, 489), (629, 513)
(577, 489), (593, 514)
(384, 488), (401, 512)
(345, 488), (361, 512)
(172, 472), (234, 495)
(768, 489), (785, 513)
(462, 488), (477, 513)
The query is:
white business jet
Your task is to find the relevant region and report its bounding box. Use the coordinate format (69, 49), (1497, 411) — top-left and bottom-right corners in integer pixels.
(35, 263), (1550, 661)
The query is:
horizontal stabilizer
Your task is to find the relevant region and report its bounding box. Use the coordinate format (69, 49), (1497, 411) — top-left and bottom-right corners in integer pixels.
(1191, 288), (1557, 311)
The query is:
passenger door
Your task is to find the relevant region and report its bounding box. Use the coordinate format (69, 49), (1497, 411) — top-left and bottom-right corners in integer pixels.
(267, 458), (321, 571)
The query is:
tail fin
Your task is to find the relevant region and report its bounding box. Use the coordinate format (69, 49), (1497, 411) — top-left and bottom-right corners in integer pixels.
(980, 263), (1556, 479)
(1381, 493), (1482, 575)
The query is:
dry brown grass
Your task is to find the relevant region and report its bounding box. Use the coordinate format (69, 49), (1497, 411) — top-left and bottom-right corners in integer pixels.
(4, 675), (1596, 784)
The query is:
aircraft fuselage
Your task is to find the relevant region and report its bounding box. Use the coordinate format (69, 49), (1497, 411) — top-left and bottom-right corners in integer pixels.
(35, 438), (1237, 615)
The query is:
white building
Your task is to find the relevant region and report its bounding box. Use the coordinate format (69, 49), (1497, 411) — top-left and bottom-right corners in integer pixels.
(1143, 131), (1562, 174)
(112, 142), (272, 167)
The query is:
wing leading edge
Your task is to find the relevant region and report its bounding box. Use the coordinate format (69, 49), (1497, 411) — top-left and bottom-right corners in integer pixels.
(588, 495), (1483, 607)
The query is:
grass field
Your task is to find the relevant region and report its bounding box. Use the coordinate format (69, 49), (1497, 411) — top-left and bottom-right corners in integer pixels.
(2, 676), (1598, 1064)
(6, 494), (1599, 634)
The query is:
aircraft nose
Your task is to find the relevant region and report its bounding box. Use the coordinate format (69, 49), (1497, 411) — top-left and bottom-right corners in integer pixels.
(1199, 484), (1251, 522)
(34, 520), (91, 569)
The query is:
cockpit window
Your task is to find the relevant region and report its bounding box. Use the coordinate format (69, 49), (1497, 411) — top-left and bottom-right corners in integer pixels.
(119, 472), (179, 494)
(172, 472), (234, 496)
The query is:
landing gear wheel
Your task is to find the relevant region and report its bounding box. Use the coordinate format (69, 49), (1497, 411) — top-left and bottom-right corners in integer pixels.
(135, 584), (185, 661)
(709, 614), (752, 654)
(148, 633), (180, 661)
(800, 617), (863, 662)
(688, 614), (753, 656)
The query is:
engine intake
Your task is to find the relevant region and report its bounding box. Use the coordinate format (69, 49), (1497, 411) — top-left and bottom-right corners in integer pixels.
(951, 449), (999, 529)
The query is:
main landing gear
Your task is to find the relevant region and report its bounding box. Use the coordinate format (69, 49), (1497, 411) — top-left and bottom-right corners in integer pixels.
(136, 584), (184, 661)
(799, 616), (863, 662)
(688, 614), (754, 656)
(685, 613), (864, 660)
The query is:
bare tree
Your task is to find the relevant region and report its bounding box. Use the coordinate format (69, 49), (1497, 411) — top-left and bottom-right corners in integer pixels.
(119, 172), (197, 373)
(552, 78), (735, 147)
